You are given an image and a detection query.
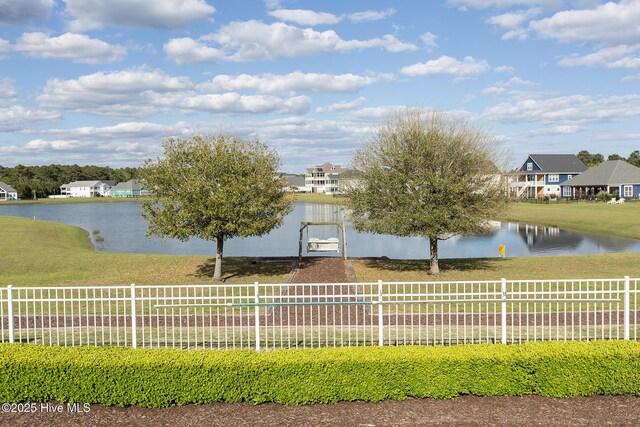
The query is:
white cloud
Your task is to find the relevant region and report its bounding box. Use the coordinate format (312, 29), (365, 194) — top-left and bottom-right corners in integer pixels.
(421, 32), (439, 51)
(526, 124), (582, 136)
(495, 65), (516, 73)
(487, 7), (541, 39)
(0, 106), (61, 132)
(198, 71), (390, 95)
(163, 38), (225, 65)
(529, 0), (640, 44)
(448, 0), (563, 9)
(267, 9), (341, 25)
(316, 97), (368, 113)
(347, 8), (396, 23)
(178, 93), (310, 115)
(65, 0), (215, 31)
(484, 94), (640, 123)
(487, 7), (540, 28)
(165, 20), (417, 63)
(0, 78), (17, 105)
(0, 0), (52, 25)
(400, 55), (490, 77)
(15, 32), (126, 64)
(0, 38), (10, 53)
(483, 76), (536, 95)
(558, 44), (640, 69)
(267, 7), (396, 25)
(37, 68), (194, 117)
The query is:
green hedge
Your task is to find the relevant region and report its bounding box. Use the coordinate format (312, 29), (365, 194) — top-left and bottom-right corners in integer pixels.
(1, 341), (640, 407)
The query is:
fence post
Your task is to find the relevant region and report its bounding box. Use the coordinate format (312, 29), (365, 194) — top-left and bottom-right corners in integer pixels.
(130, 283), (137, 349)
(254, 282), (261, 352)
(501, 278), (507, 345)
(624, 276), (630, 340)
(7, 286), (14, 344)
(378, 280), (384, 347)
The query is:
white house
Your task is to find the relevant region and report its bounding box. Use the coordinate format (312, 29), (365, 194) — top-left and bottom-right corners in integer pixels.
(304, 163), (353, 195)
(0, 181), (18, 201)
(60, 181), (111, 197)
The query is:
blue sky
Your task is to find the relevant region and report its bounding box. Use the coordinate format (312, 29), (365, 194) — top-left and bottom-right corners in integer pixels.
(0, 0), (638, 173)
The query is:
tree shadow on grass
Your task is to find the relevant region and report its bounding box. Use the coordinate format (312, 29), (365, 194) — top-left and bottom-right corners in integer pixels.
(193, 257), (294, 281)
(359, 257), (500, 274)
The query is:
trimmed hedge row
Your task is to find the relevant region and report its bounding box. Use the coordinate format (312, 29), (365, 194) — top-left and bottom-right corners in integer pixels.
(1, 341), (640, 407)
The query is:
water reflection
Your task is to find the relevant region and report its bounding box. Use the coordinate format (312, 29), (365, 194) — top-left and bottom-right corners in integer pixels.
(0, 202), (639, 259)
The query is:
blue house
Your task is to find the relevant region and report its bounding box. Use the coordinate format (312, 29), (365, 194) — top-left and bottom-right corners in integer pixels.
(560, 160), (640, 199)
(515, 154), (587, 199)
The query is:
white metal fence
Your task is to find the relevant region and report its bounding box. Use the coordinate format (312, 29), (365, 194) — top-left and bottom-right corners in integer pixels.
(1, 277), (638, 350)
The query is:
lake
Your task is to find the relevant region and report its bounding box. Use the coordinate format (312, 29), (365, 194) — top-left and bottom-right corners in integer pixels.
(2, 202), (640, 259)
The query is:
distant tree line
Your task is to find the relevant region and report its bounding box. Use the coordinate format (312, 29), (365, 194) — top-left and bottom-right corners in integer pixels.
(577, 150), (640, 168)
(0, 164), (138, 199)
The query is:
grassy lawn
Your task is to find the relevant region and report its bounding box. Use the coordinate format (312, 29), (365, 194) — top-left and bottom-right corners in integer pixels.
(290, 193), (347, 204)
(498, 201), (640, 240)
(0, 217), (291, 287)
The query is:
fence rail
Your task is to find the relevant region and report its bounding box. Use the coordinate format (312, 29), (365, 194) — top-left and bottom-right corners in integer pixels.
(1, 277), (637, 350)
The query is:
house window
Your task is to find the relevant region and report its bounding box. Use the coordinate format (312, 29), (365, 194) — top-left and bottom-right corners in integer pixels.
(548, 174), (559, 182)
(624, 185), (633, 198)
(526, 162), (533, 171)
(563, 187), (571, 197)
(567, 175), (573, 180)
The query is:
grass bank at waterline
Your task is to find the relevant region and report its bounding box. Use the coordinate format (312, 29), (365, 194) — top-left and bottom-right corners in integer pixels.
(1, 341), (639, 406)
(0, 217), (291, 287)
(500, 202), (640, 241)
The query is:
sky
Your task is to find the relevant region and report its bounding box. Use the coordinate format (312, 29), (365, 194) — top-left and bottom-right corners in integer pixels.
(0, 0), (639, 173)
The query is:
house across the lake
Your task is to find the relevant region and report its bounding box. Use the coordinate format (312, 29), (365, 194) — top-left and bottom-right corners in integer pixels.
(108, 179), (148, 197)
(305, 162), (354, 195)
(559, 160), (640, 200)
(60, 181), (111, 197)
(0, 181), (18, 201)
(514, 154), (588, 199)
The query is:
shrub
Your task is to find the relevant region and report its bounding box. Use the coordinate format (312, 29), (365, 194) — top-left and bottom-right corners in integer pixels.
(1, 341), (640, 407)
(596, 191), (611, 202)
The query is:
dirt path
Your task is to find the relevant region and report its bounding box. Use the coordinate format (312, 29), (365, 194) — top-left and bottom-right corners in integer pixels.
(291, 257), (350, 283)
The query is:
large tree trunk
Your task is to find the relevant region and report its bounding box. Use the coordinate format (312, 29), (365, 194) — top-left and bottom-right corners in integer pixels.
(429, 237), (440, 275)
(214, 236), (224, 281)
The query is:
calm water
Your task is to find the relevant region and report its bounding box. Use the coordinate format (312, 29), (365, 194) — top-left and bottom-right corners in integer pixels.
(2, 202), (640, 259)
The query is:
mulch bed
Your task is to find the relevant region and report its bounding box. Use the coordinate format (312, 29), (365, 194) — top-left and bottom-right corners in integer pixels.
(5, 396), (640, 426)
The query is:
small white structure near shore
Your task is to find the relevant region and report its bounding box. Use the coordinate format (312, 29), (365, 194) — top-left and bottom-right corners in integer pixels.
(0, 182), (18, 201)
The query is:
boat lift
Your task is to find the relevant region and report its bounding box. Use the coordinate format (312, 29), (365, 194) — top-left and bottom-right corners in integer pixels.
(298, 221), (347, 262)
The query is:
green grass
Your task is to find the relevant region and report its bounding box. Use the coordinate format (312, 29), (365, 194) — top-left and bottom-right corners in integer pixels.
(499, 201), (640, 240)
(0, 217), (291, 287)
(290, 193), (347, 204)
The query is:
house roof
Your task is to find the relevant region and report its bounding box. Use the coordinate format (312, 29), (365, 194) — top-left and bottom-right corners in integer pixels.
(306, 162), (347, 174)
(0, 181), (17, 193)
(61, 180), (105, 188)
(110, 179), (144, 191)
(525, 154), (588, 173)
(283, 175), (305, 187)
(561, 160), (640, 186)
